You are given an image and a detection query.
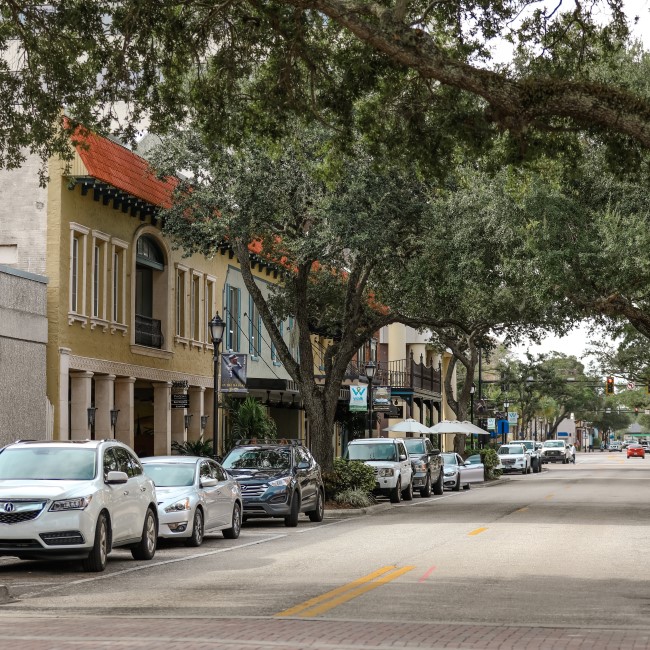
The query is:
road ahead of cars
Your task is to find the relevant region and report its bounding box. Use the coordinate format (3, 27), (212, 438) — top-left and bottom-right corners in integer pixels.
(1, 452), (650, 649)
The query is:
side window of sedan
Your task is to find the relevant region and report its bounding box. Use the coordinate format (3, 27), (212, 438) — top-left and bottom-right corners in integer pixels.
(210, 462), (227, 481)
(296, 447), (310, 466)
(126, 450), (143, 476)
(200, 462), (212, 481)
(103, 449), (119, 479)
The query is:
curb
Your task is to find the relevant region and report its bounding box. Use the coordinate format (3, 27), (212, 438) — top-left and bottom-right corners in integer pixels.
(0, 585), (13, 604)
(324, 502), (393, 519)
(474, 477), (512, 488)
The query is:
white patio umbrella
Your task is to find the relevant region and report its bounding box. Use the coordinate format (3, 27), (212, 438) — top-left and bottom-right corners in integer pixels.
(428, 420), (473, 435)
(460, 420), (490, 435)
(383, 418), (432, 435)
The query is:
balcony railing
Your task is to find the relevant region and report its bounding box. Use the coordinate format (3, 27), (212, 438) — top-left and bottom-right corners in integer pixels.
(345, 352), (441, 394)
(135, 314), (164, 349)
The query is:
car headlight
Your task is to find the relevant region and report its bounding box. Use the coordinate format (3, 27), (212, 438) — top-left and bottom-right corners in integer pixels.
(269, 477), (292, 487)
(49, 495), (93, 512)
(377, 468), (394, 477)
(164, 497), (191, 513)
(443, 469), (455, 476)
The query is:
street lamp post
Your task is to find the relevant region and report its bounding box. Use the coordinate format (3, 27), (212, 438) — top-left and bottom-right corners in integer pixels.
(469, 383), (476, 448)
(365, 360), (377, 438)
(502, 399), (510, 445)
(209, 313), (226, 458)
(110, 409), (120, 438)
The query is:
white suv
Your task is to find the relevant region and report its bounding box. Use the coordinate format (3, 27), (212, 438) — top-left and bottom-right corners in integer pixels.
(0, 440), (158, 572)
(345, 438), (414, 503)
(540, 440), (571, 464)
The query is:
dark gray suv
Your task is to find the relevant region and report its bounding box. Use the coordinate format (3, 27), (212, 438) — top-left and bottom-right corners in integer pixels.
(221, 440), (324, 527)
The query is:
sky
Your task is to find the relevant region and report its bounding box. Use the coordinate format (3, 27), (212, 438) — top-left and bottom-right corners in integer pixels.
(511, 323), (594, 361)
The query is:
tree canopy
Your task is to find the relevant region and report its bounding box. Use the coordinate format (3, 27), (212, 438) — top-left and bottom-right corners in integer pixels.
(4, 0), (650, 177)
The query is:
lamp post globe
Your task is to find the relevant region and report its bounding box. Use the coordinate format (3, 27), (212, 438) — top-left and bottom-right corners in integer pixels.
(209, 313), (226, 457)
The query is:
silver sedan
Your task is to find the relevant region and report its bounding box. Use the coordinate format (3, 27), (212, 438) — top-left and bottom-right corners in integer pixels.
(141, 456), (242, 547)
(441, 452), (485, 491)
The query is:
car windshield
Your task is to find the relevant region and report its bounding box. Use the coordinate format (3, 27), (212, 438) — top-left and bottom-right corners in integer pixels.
(441, 453), (457, 465)
(498, 445), (524, 455)
(404, 440), (426, 454)
(142, 463), (195, 487)
(0, 448), (97, 480)
(518, 441), (533, 449)
(544, 441), (565, 448)
(222, 448), (291, 470)
(346, 443), (398, 462)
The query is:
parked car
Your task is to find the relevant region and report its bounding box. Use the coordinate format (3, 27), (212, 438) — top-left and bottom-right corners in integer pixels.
(513, 439), (543, 473)
(608, 441), (623, 452)
(540, 440), (571, 464)
(403, 437), (443, 497)
(141, 456), (242, 546)
(221, 440), (324, 526)
(497, 444), (531, 475)
(346, 438), (414, 503)
(0, 439), (158, 572)
(642, 442), (650, 454)
(627, 444), (646, 459)
(441, 452), (485, 491)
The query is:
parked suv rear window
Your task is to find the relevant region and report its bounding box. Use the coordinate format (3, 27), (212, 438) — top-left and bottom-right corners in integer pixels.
(347, 443), (397, 461)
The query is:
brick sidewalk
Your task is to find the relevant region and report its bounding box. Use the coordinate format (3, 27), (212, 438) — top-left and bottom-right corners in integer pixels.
(1, 615), (649, 649)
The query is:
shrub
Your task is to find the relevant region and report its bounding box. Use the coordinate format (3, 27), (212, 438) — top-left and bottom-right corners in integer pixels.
(322, 458), (376, 500)
(480, 448), (502, 480)
(171, 437), (214, 457)
(334, 489), (374, 508)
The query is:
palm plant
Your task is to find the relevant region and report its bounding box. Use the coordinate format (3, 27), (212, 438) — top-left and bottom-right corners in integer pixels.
(171, 437), (214, 457)
(224, 397), (277, 452)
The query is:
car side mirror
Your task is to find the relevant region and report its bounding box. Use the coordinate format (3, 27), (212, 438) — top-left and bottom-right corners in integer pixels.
(105, 470), (128, 484)
(296, 461), (310, 470)
(399, 454), (407, 461)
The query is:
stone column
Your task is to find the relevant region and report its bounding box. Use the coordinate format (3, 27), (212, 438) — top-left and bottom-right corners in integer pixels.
(58, 348), (71, 440)
(94, 375), (115, 439)
(153, 382), (172, 456)
(114, 377), (135, 448)
(188, 386), (205, 442)
(70, 371), (93, 440)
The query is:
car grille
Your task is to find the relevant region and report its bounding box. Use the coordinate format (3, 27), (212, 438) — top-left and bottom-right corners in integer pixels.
(0, 501), (46, 525)
(545, 450), (561, 456)
(502, 459), (516, 466)
(40, 531), (85, 546)
(0, 539), (42, 549)
(240, 485), (267, 498)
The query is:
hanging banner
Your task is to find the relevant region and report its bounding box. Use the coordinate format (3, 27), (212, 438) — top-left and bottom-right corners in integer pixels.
(220, 353), (248, 393)
(349, 385), (368, 412)
(372, 386), (391, 412)
(487, 418), (496, 431)
(508, 411), (519, 424)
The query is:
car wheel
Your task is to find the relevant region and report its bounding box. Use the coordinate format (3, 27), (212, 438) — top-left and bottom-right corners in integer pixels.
(521, 466), (527, 475)
(82, 513), (109, 573)
(420, 474), (432, 498)
(526, 463), (532, 474)
(390, 478), (402, 503)
(185, 508), (204, 548)
(462, 483), (470, 490)
(308, 489), (325, 522)
(432, 471), (444, 495)
(131, 508), (157, 561)
(452, 475), (461, 492)
(402, 478), (414, 501)
(284, 492), (300, 527)
(223, 502), (242, 539)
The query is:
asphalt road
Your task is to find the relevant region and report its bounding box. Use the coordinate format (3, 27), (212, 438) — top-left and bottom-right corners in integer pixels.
(1, 450), (650, 649)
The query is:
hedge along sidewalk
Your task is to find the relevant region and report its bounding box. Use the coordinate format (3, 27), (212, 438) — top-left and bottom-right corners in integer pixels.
(323, 478), (512, 518)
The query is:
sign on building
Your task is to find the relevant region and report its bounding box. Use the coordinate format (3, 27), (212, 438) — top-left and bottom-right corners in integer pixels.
(220, 353), (248, 393)
(349, 385), (368, 412)
(372, 386), (391, 412)
(171, 380), (189, 409)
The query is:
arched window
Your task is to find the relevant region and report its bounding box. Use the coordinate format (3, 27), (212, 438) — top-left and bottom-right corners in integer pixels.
(135, 235), (165, 348)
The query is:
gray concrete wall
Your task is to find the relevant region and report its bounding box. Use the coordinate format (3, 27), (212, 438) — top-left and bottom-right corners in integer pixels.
(0, 153), (48, 275)
(0, 266), (48, 444)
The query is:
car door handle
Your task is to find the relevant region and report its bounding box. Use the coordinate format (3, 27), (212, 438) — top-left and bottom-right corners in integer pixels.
(140, 486), (147, 492)
(123, 490), (129, 495)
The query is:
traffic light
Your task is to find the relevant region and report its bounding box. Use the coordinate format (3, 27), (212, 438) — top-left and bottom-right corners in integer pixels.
(605, 376), (615, 395)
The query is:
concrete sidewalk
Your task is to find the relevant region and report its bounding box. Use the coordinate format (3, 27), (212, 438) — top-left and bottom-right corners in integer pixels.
(0, 614), (648, 649)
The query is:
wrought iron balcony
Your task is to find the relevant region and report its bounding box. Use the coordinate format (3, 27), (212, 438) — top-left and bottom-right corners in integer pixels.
(135, 314), (164, 349)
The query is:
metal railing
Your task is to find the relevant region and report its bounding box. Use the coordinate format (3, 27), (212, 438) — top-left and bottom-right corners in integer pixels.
(135, 314), (164, 349)
(346, 352), (441, 394)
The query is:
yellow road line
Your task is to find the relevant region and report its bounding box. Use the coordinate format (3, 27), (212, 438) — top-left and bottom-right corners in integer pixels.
(275, 565), (398, 617)
(544, 494), (554, 499)
(295, 566), (415, 618)
(516, 506), (529, 512)
(468, 527), (488, 536)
